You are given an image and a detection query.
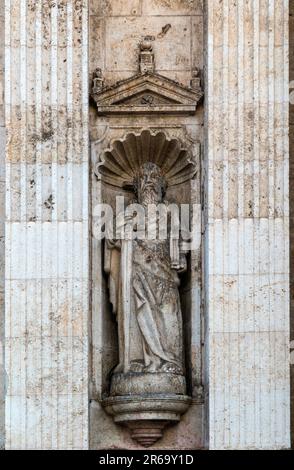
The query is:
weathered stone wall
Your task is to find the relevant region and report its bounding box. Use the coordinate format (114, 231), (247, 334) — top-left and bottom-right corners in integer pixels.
(0, 0), (5, 451)
(89, 0), (203, 90)
(205, 0), (290, 449)
(4, 1), (89, 449)
(290, 0), (294, 449)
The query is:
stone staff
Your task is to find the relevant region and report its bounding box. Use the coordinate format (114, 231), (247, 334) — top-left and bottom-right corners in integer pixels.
(121, 221), (133, 373)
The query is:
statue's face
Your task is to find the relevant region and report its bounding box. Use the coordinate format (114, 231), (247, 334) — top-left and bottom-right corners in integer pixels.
(136, 163), (164, 204)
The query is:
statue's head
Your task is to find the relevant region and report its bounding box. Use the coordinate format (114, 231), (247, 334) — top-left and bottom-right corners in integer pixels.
(133, 162), (166, 204)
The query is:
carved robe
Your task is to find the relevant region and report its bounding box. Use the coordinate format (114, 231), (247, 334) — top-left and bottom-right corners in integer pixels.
(132, 238), (183, 373)
(105, 223), (185, 375)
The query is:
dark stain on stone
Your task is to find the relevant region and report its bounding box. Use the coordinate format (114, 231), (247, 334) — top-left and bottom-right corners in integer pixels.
(41, 129), (54, 141)
(44, 194), (55, 210)
(30, 128), (54, 143)
(158, 24), (172, 38)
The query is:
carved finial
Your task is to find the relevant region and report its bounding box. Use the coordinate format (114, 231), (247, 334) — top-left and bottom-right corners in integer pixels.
(139, 36), (155, 74)
(190, 67), (201, 90)
(92, 67), (103, 94)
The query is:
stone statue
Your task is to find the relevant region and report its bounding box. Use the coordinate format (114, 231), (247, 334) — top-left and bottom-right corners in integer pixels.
(99, 131), (195, 445)
(105, 162), (187, 377)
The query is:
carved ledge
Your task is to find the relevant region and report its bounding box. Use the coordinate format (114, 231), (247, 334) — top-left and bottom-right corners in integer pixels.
(91, 72), (203, 116)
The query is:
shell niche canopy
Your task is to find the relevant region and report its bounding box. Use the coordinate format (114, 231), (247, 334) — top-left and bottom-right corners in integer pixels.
(96, 130), (196, 189)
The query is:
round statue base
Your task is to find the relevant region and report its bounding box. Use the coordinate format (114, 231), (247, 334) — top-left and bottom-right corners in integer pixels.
(102, 394), (191, 447)
(110, 372), (186, 396)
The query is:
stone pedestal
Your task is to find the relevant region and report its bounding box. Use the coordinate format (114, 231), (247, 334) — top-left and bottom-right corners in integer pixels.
(110, 372), (187, 396)
(105, 371), (191, 443)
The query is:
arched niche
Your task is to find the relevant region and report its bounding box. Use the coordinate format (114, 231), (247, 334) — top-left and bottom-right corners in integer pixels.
(90, 128), (203, 446)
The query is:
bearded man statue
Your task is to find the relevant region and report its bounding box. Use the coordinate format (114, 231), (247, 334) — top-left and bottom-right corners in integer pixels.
(104, 162), (188, 378)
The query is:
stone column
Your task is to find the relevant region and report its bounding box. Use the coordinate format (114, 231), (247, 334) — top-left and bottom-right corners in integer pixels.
(4, 0), (89, 449)
(205, 0), (290, 449)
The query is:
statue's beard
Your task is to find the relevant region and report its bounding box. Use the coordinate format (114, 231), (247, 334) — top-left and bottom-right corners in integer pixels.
(138, 185), (162, 206)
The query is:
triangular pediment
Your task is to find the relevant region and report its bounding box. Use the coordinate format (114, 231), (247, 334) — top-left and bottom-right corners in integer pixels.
(114, 89), (180, 106)
(91, 72), (203, 115)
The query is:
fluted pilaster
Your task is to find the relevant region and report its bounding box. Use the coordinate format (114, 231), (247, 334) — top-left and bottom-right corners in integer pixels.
(4, 0), (89, 449)
(205, 0), (290, 449)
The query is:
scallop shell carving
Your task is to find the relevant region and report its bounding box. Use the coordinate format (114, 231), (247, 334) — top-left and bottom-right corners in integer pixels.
(96, 130), (196, 188)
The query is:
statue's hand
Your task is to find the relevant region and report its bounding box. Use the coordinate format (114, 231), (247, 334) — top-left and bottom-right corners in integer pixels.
(176, 254), (187, 273)
(116, 213), (136, 240)
(106, 238), (121, 250)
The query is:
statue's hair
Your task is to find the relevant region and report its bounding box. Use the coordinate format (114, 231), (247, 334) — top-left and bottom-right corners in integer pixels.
(133, 162), (167, 198)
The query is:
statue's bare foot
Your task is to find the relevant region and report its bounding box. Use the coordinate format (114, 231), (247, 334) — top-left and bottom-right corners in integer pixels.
(113, 363), (124, 374)
(144, 359), (161, 373)
(129, 361), (144, 373)
(160, 362), (182, 374)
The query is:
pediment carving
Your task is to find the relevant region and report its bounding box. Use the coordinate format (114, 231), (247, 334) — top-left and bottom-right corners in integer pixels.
(91, 72), (203, 115)
(91, 38), (203, 115)
(115, 89), (179, 106)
